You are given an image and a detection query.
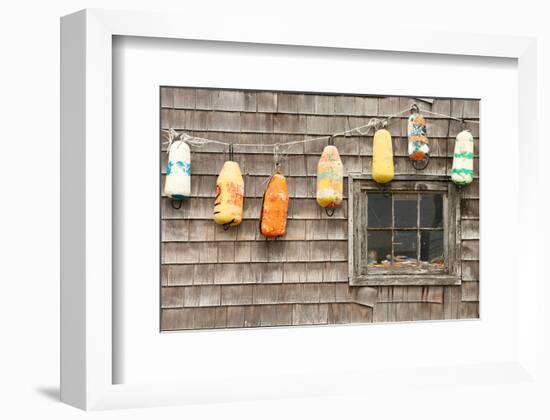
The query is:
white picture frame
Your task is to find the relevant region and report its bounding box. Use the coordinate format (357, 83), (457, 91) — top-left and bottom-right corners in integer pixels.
(61, 8), (542, 411)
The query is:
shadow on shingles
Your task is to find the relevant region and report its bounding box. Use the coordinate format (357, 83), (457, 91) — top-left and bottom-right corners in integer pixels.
(35, 386), (60, 402)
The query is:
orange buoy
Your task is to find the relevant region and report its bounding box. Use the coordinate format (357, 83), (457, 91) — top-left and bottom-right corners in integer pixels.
(260, 173), (289, 238)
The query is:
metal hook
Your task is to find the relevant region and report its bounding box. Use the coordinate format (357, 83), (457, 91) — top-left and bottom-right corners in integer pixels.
(170, 199), (183, 210)
(379, 183), (391, 197)
(274, 143), (281, 172)
(325, 207), (335, 217)
(412, 155), (430, 171)
(228, 143), (234, 161)
(328, 135), (334, 146)
(410, 103), (420, 114)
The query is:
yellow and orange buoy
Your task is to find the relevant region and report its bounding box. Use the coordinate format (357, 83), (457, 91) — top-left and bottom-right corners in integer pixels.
(214, 161), (244, 228)
(260, 173), (289, 238)
(372, 128), (394, 184)
(316, 145), (343, 210)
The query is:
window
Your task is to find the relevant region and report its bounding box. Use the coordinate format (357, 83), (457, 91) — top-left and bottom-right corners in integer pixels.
(348, 176), (461, 286)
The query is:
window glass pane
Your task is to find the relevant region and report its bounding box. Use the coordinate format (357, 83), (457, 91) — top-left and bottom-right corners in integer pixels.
(420, 193), (444, 228)
(394, 194), (417, 228)
(367, 194), (391, 228)
(420, 230), (444, 266)
(367, 230), (392, 265)
(393, 230), (418, 266)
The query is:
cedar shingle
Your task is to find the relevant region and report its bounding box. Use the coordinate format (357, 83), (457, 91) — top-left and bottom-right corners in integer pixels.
(198, 242), (218, 263)
(327, 303), (351, 324)
(260, 263), (283, 283)
(221, 285), (253, 306)
(458, 302), (479, 319)
(160, 87), (174, 108)
(461, 199), (480, 219)
(312, 95), (334, 114)
(462, 240), (480, 261)
(462, 261), (479, 281)
(351, 303), (373, 323)
(234, 242), (251, 263)
(162, 265), (194, 286)
(217, 242), (235, 263)
(188, 220), (215, 242)
(173, 87), (195, 108)
(283, 262), (308, 283)
(161, 308), (194, 330)
(256, 92), (277, 112)
(199, 286), (221, 306)
(323, 262), (347, 283)
(161, 287), (185, 308)
(243, 306), (261, 327)
(226, 306), (245, 327)
(306, 262), (324, 283)
(253, 284), (280, 304)
(292, 304), (319, 325)
(193, 307), (218, 329)
(193, 264), (216, 285)
(461, 282), (479, 302)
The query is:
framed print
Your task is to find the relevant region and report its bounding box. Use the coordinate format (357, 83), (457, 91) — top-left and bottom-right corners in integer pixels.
(61, 8), (543, 412)
(157, 87), (480, 332)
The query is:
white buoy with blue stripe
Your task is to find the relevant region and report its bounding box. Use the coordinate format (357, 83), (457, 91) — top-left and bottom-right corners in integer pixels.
(164, 138), (191, 206)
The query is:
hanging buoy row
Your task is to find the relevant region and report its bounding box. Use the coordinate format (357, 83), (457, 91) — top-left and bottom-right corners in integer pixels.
(163, 105), (476, 236)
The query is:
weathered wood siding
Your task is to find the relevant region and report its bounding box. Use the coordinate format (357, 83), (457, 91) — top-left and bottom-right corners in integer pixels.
(160, 88), (480, 330)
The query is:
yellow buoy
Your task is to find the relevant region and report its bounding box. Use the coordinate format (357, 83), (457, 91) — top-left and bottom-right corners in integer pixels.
(214, 161), (244, 228)
(260, 173), (289, 238)
(372, 128), (394, 184)
(316, 145), (343, 209)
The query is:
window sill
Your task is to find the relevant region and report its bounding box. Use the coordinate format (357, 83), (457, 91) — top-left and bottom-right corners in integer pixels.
(349, 274), (461, 286)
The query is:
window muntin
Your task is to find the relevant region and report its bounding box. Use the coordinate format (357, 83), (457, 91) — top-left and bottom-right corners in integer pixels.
(366, 192), (445, 272)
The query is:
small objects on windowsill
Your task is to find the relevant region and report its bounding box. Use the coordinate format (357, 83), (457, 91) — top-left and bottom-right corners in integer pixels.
(367, 255), (445, 269)
(367, 250), (378, 265)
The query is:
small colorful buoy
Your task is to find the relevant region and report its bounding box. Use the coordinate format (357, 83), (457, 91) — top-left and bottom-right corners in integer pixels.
(260, 173), (289, 238)
(372, 128), (394, 184)
(316, 145), (343, 210)
(408, 112), (430, 162)
(164, 139), (191, 205)
(451, 130), (475, 186)
(214, 161), (244, 228)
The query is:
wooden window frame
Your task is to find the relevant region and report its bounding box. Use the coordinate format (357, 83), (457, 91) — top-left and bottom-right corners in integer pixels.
(348, 174), (462, 286)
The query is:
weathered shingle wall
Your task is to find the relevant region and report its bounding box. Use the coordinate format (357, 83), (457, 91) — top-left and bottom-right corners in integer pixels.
(159, 88), (480, 330)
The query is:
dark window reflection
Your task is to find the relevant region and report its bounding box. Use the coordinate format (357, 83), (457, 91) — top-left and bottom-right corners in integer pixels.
(394, 194), (417, 228)
(420, 193), (443, 228)
(420, 230), (444, 265)
(368, 194), (391, 228)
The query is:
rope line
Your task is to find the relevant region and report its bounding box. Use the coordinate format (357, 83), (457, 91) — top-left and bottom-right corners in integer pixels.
(163, 104), (479, 152)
